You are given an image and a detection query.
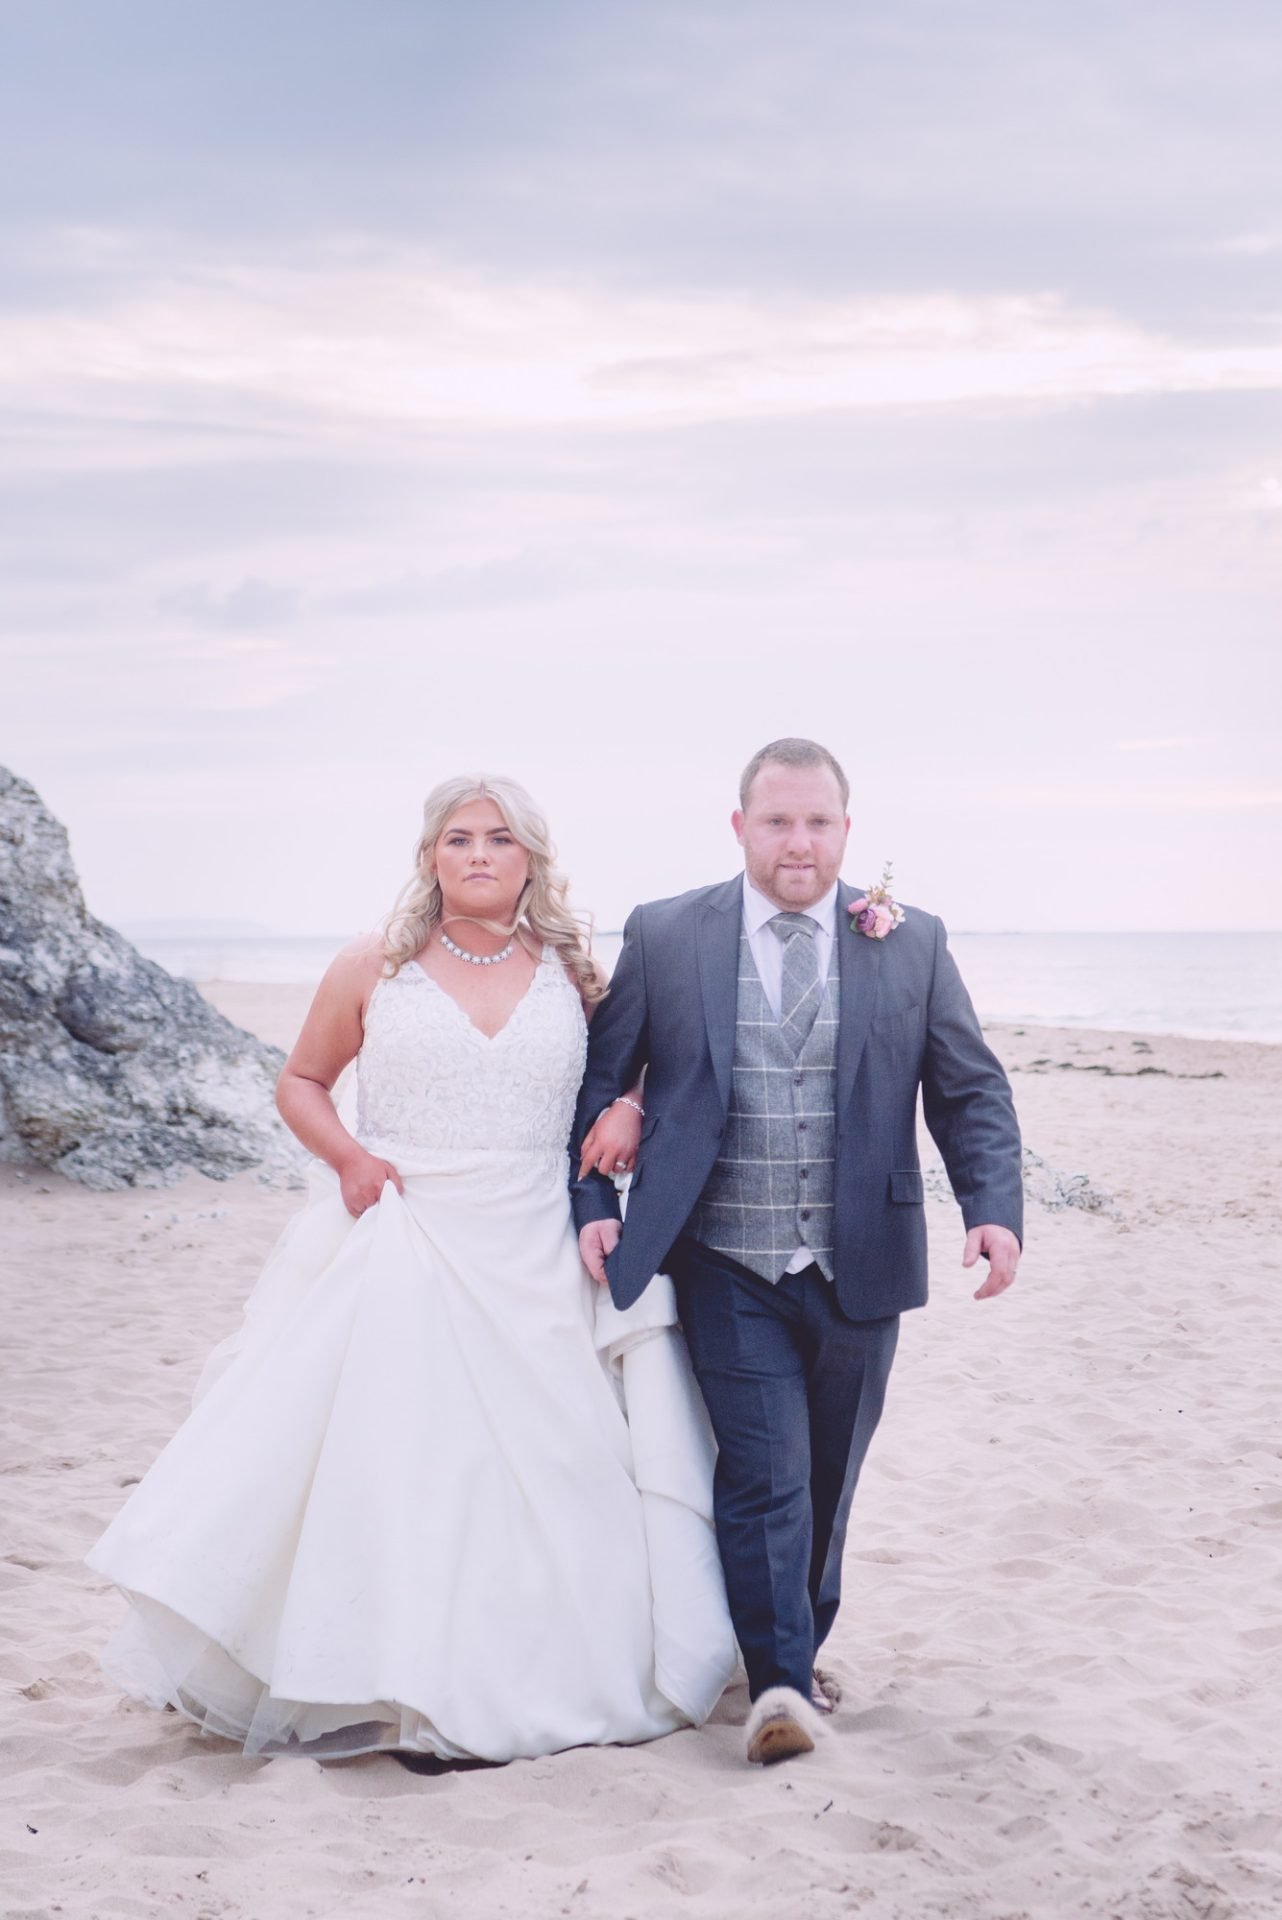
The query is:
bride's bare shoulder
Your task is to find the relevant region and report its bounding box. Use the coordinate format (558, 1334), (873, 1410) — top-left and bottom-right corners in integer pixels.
(337, 930), (386, 963)
(316, 932), (387, 1001)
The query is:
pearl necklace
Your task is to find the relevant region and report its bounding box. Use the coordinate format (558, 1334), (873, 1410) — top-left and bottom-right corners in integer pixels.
(440, 930), (515, 967)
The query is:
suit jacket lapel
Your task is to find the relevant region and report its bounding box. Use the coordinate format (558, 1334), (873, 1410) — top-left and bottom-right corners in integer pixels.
(696, 877), (743, 1114)
(836, 880), (882, 1113)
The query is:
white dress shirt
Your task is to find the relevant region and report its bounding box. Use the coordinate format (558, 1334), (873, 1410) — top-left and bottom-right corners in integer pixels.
(740, 875), (840, 1276)
(741, 875), (839, 1020)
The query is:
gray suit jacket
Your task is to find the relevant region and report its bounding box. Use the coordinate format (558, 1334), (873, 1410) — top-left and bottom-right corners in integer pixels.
(571, 876), (1023, 1320)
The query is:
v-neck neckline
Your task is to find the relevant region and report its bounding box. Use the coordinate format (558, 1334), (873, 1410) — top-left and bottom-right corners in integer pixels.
(403, 947), (549, 1043)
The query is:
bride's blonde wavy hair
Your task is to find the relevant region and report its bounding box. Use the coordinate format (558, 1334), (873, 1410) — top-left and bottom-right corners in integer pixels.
(382, 774), (605, 1003)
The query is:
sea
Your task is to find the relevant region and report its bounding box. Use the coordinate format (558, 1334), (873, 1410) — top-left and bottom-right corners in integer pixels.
(129, 930), (1282, 1045)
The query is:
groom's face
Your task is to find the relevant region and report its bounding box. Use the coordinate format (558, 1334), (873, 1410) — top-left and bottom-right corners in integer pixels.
(733, 763), (850, 910)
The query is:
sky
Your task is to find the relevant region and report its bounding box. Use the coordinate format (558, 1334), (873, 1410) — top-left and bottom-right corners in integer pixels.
(3, 0), (1280, 936)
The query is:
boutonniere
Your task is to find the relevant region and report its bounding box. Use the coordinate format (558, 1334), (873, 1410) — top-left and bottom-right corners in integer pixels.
(848, 863), (905, 939)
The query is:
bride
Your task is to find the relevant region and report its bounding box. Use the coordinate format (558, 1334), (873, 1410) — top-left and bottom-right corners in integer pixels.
(88, 774), (735, 1762)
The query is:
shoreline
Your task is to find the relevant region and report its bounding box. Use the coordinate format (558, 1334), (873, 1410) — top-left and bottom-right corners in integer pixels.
(196, 977), (1282, 1059)
(125, 929), (1282, 1049)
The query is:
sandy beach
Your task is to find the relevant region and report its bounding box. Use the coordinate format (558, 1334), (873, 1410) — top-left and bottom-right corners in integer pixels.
(3, 988), (1280, 1920)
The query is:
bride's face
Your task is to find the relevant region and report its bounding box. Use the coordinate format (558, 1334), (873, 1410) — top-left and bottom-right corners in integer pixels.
(433, 798), (532, 921)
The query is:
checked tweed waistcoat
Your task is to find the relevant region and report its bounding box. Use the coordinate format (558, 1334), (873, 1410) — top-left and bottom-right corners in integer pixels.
(687, 925), (839, 1283)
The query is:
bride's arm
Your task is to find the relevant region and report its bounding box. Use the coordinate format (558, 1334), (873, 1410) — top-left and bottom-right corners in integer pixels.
(575, 956), (643, 1176)
(276, 938), (403, 1215)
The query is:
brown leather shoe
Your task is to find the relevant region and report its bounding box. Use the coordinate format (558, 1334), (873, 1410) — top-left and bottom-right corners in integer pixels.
(745, 1686), (821, 1765)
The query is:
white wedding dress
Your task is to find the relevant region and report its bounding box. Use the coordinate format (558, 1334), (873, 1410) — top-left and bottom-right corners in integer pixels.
(88, 948), (736, 1760)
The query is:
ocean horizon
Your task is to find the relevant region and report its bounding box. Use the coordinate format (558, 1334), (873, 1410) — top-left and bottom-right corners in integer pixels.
(126, 928), (1282, 1046)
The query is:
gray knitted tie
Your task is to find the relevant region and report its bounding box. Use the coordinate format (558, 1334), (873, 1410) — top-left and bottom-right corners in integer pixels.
(769, 913), (821, 1052)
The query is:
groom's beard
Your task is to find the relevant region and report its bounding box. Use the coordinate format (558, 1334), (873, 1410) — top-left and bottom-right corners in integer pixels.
(744, 856), (843, 910)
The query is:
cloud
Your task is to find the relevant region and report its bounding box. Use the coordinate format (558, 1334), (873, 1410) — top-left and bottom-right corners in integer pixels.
(157, 577), (300, 628)
(952, 784), (1282, 813)
(4, 2), (1281, 329)
(1217, 232), (1282, 256)
(1113, 736), (1209, 753)
(332, 553), (588, 616)
(4, 242), (1282, 472)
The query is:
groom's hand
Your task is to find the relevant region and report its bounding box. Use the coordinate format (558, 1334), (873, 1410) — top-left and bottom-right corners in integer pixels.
(962, 1224), (1020, 1300)
(579, 1219), (621, 1286)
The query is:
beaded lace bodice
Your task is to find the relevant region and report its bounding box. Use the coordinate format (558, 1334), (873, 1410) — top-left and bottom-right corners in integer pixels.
(355, 947), (587, 1157)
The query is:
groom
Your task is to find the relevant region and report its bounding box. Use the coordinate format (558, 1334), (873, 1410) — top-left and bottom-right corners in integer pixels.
(572, 737), (1023, 1765)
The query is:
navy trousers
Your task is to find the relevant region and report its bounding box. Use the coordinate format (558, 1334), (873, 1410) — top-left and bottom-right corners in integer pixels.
(671, 1240), (899, 1702)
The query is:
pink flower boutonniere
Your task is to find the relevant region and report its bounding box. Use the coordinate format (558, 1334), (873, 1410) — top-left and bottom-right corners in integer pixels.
(848, 863), (905, 939)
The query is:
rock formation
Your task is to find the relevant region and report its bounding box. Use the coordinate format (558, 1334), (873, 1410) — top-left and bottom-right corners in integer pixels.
(0, 767), (303, 1189)
(923, 1147), (1114, 1217)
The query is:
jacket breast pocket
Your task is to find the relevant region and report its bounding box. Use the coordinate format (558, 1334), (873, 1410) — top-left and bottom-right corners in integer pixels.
(889, 1169), (924, 1204)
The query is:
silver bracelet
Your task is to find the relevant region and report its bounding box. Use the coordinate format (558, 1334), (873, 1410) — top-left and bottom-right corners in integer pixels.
(612, 1095), (645, 1118)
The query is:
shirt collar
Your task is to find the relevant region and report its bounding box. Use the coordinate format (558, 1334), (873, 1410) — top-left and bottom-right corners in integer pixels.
(742, 874), (840, 937)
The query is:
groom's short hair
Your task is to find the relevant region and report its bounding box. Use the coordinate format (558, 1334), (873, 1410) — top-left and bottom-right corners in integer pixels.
(739, 738), (850, 811)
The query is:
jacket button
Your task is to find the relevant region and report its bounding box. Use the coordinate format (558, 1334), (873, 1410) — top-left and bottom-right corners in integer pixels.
(800, 1209), (811, 1221)
(799, 1168), (808, 1179)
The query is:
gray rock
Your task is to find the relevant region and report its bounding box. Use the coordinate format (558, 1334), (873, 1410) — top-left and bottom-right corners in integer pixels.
(923, 1148), (1114, 1217)
(0, 767), (305, 1189)
(1017, 1148), (1114, 1215)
